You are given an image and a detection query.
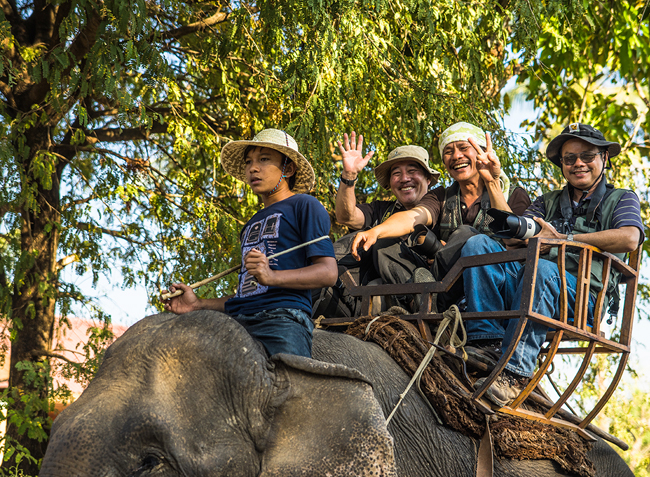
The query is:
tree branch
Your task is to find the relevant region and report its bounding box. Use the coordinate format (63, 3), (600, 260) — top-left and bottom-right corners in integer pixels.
(0, 202), (14, 220)
(0, 79), (18, 110)
(75, 221), (147, 244)
(0, 0), (20, 30)
(30, 349), (79, 365)
(159, 10), (230, 40)
(56, 254), (79, 271)
(90, 122), (169, 142)
(29, 0), (56, 47)
(67, 9), (103, 63)
(633, 76), (650, 111)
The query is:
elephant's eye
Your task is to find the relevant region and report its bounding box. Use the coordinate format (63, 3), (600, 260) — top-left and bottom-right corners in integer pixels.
(130, 454), (164, 476)
(142, 455), (161, 469)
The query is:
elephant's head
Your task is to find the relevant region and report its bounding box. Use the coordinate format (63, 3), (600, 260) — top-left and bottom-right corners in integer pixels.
(40, 311), (396, 476)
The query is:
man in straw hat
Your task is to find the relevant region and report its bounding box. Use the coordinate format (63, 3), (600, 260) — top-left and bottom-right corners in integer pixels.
(462, 123), (644, 407)
(332, 132), (442, 295)
(163, 128), (337, 358)
(347, 122), (530, 312)
(309, 132), (446, 318)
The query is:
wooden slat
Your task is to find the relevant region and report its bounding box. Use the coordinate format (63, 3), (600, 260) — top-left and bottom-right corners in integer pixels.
(581, 352), (631, 428)
(545, 341), (597, 420)
(511, 327), (563, 410)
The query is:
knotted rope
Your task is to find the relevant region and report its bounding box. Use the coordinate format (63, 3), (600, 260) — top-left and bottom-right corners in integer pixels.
(385, 305), (466, 424)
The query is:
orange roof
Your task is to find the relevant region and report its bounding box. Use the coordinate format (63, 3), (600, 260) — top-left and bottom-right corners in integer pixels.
(1, 317), (128, 397)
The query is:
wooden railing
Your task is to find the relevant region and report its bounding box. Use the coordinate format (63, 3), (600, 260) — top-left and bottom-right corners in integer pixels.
(318, 237), (642, 440)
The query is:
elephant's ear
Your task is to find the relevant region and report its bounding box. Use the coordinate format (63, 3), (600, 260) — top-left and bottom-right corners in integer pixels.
(259, 354), (397, 477)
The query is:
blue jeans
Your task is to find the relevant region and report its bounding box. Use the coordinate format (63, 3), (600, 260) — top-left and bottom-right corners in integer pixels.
(234, 308), (314, 358)
(461, 235), (595, 377)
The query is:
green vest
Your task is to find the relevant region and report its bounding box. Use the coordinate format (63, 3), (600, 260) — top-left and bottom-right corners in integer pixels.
(541, 179), (628, 309)
(438, 182), (515, 243)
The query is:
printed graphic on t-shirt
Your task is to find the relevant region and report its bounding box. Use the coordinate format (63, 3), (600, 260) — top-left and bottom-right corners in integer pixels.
(262, 214), (281, 239)
(238, 213), (283, 298)
(244, 222), (263, 245)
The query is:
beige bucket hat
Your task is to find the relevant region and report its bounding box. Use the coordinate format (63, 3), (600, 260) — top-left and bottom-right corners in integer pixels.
(374, 145), (441, 190)
(221, 129), (315, 194)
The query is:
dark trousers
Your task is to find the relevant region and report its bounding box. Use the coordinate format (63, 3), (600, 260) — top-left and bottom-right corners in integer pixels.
(431, 225), (479, 310)
(312, 233), (427, 318)
(235, 308), (314, 358)
(312, 226), (480, 318)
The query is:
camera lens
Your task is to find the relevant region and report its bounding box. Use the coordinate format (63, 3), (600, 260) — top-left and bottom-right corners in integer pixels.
(487, 209), (541, 239)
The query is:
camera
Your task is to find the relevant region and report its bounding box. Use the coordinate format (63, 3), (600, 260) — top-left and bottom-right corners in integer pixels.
(487, 208), (541, 240)
(407, 224), (443, 259)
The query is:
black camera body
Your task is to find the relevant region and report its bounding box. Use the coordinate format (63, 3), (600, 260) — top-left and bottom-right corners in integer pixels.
(407, 224), (443, 259)
(487, 208), (542, 240)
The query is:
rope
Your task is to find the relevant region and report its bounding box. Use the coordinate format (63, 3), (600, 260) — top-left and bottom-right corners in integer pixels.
(385, 305), (466, 425)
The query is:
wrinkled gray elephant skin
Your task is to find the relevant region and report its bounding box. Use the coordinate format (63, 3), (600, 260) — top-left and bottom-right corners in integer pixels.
(41, 311), (633, 477)
(312, 330), (634, 477)
(40, 311), (396, 477)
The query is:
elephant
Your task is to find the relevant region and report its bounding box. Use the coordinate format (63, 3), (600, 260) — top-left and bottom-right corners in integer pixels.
(40, 311), (633, 477)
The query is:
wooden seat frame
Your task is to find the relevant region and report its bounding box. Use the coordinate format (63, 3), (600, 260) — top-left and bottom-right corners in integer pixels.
(319, 237), (642, 440)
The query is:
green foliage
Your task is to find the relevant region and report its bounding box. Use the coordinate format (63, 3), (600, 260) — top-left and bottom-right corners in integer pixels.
(605, 384), (650, 476)
(0, 0), (647, 470)
(1, 0), (576, 324)
(0, 361), (51, 472)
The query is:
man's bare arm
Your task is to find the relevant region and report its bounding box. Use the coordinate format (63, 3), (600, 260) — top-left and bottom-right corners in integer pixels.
(533, 218), (641, 253)
(350, 206), (432, 259)
(568, 226), (640, 253)
(245, 252), (338, 289)
(163, 282), (233, 314)
(335, 177), (366, 229)
(334, 131), (373, 229)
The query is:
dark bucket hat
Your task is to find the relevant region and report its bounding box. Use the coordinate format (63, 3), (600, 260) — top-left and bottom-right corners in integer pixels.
(546, 123), (621, 167)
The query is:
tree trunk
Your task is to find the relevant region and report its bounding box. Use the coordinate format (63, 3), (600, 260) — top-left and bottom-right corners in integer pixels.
(5, 128), (61, 475)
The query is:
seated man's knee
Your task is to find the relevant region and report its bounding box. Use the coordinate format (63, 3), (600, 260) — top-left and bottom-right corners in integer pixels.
(460, 234), (502, 257)
(535, 259), (561, 283)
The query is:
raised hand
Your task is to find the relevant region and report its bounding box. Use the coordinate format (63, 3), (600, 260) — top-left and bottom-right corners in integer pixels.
(337, 131), (374, 179)
(468, 132), (501, 186)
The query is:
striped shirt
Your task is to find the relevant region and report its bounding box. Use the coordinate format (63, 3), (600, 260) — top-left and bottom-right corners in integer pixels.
(524, 190), (645, 243)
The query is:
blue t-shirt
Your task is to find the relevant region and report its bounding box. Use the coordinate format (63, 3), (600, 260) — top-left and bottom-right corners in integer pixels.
(224, 194), (335, 316)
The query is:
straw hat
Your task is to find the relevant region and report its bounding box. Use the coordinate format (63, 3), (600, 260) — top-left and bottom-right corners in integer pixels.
(220, 129), (315, 193)
(374, 145), (441, 190)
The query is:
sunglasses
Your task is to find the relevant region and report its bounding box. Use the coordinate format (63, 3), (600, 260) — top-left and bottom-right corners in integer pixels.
(560, 150), (604, 166)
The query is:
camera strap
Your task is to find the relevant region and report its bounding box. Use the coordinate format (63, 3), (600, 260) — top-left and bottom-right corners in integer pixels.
(558, 177), (610, 232)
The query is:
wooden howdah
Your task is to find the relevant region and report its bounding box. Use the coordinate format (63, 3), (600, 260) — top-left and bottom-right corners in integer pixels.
(318, 237), (643, 439)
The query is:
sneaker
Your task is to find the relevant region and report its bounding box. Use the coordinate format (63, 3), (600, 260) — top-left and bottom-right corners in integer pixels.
(474, 369), (530, 407)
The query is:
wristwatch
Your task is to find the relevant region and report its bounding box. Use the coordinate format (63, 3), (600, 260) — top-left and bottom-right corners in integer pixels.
(340, 174), (357, 187)
(567, 233), (574, 242)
